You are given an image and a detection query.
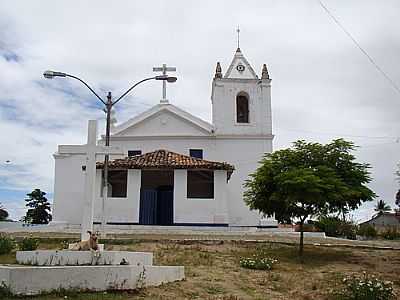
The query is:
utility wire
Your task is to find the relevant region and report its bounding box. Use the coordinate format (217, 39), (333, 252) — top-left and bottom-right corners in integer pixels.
(276, 127), (399, 140)
(318, 0), (400, 95)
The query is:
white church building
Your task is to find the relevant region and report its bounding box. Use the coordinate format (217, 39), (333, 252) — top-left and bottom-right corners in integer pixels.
(52, 47), (276, 227)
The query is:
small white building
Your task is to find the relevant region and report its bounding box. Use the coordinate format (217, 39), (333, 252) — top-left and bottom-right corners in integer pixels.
(52, 47), (276, 227)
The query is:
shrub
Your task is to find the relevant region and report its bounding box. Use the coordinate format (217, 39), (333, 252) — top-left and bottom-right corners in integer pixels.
(314, 216), (357, 239)
(381, 227), (400, 240)
(340, 222), (358, 240)
(384, 228), (399, 240)
(18, 236), (39, 251)
(337, 272), (395, 300)
(315, 216), (342, 237)
(357, 224), (377, 239)
(60, 240), (69, 250)
(0, 234), (15, 255)
(0, 281), (12, 298)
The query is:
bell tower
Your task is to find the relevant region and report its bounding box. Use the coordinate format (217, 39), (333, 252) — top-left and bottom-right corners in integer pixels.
(211, 48), (272, 137)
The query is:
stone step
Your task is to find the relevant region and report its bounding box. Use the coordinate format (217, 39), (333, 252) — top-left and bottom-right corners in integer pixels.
(16, 250), (153, 266)
(0, 265), (184, 295)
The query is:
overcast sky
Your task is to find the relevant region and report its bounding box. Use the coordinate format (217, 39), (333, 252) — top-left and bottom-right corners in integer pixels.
(0, 0), (399, 222)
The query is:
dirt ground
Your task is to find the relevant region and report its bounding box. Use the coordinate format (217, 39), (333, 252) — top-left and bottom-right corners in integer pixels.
(1, 236), (400, 300)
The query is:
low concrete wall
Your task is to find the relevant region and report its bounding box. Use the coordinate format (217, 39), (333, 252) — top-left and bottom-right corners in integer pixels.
(16, 250), (153, 266)
(0, 265), (184, 295)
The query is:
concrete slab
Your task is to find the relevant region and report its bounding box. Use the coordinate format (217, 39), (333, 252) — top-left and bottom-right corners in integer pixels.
(16, 250), (153, 266)
(0, 265), (184, 295)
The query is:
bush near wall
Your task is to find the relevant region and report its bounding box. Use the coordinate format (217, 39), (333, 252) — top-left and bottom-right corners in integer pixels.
(380, 227), (400, 240)
(0, 234), (15, 255)
(18, 236), (40, 251)
(314, 216), (357, 240)
(357, 224), (378, 239)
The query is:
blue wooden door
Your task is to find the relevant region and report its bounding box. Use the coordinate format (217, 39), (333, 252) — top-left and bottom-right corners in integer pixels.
(139, 189), (157, 225)
(157, 190), (174, 225)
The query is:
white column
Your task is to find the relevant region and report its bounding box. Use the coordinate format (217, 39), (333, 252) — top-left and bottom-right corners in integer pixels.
(81, 120), (98, 240)
(173, 170), (187, 224)
(127, 170), (141, 223)
(214, 170), (229, 224)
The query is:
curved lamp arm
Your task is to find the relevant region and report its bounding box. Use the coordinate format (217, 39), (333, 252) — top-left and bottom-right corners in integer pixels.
(64, 74), (106, 106)
(112, 76), (156, 106)
(43, 70), (106, 106)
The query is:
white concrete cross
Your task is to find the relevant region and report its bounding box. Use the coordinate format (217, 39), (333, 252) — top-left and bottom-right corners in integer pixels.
(153, 63), (176, 104)
(58, 120), (124, 240)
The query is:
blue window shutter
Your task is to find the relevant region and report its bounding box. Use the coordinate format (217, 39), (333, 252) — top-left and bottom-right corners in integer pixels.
(189, 149), (203, 159)
(128, 150), (142, 157)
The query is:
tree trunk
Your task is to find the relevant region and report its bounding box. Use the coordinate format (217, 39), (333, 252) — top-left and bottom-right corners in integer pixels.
(299, 221), (304, 257)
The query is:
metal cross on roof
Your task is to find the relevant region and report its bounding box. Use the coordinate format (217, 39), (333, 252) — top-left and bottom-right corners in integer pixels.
(153, 63), (176, 104)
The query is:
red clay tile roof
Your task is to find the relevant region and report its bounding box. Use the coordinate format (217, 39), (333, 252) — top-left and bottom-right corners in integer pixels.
(97, 149), (234, 176)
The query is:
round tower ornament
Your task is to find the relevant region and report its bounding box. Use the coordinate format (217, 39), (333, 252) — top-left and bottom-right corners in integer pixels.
(236, 64), (245, 72)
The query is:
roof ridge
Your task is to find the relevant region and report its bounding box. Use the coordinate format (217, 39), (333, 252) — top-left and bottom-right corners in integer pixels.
(96, 149), (235, 177)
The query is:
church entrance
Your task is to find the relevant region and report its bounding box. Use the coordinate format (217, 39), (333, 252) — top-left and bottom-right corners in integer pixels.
(139, 170), (174, 225)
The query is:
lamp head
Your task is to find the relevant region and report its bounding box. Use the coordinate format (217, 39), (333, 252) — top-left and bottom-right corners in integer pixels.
(166, 76), (177, 83)
(43, 70), (67, 79)
(155, 75), (177, 83)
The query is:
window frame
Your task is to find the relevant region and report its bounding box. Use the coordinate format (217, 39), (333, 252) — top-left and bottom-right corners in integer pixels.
(128, 150), (142, 157)
(189, 149), (203, 159)
(235, 92), (250, 124)
(186, 170), (214, 199)
(102, 170), (128, 198)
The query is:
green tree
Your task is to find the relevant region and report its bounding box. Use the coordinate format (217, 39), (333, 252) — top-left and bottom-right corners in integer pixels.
(244, 139), (375, 256)
(0, 203), (8, 221)
(374, 199), (391, 216)
(23, 189), (52, 224)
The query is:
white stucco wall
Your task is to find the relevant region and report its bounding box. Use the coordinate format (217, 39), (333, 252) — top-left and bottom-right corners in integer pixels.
(211, 79), (272, 136)
(52, 154), (86, 224)
(93, 169), (141, 224)
(99, 136), (271, 226)
(117, 110), (210, 137)
(173, 169), (228, 224)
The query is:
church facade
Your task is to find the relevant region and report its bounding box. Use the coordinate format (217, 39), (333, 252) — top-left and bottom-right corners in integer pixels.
(52, 48), (276, 227)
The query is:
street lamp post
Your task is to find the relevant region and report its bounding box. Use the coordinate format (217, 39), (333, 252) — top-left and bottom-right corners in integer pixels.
(43, 70), (177, 236)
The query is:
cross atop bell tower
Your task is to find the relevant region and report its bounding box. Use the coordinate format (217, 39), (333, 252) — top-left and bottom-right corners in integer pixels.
(153, 63), (176, 104)
(236, 26), (241, 51)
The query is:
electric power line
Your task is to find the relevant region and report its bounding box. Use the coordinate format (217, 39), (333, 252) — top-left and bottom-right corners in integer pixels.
(318, 0), (400, 96)
(276, 127), (399, 140)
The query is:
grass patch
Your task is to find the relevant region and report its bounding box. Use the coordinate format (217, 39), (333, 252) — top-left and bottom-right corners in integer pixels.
(231, 243), (353, 267)
(0, 239), (399, 299)
(0, 253), (17, 264)
(155, 244), (215, 266)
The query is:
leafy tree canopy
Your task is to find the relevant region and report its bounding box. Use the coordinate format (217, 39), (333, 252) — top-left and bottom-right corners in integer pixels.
(23, 189), (52, 224)
(0, 203), (8, 221)
(244, 139), (375, 255)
